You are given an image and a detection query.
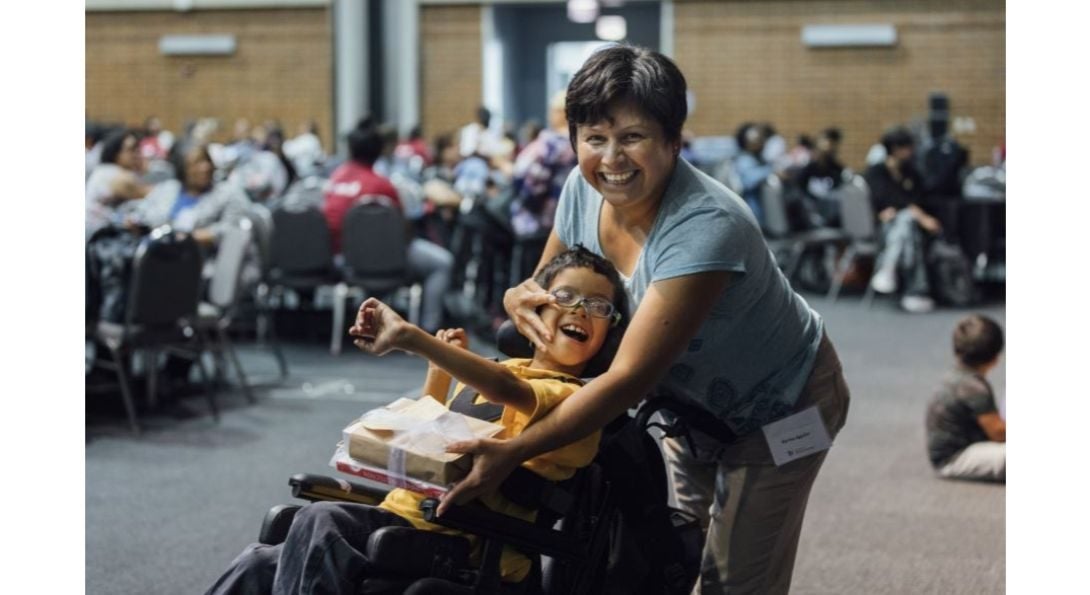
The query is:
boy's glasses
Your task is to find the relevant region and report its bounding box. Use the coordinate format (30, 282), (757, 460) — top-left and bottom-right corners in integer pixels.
(550, 288), (621, 326)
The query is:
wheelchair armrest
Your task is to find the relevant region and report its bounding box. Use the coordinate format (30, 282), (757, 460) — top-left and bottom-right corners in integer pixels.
(419, 498), (586, 562)
(289, 473), (389, 505)
(259, 504), (301, 545)
(637, 394), (737, 444)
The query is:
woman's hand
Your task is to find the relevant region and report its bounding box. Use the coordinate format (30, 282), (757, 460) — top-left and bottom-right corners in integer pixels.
(437, 437), (524, 516)
(349, 297), (412, 355)
(502, 279), (556, 352)
(191, 228), (216, 246)
(878, 207), (898, 223)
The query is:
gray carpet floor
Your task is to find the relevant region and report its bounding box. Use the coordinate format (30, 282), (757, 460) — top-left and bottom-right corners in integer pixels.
(85, 293), (1005, 594)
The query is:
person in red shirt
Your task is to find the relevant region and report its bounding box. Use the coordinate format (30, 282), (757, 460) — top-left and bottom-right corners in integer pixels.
(322, 119), (454, 332)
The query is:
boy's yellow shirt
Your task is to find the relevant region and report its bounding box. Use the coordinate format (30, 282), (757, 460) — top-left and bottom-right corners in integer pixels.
(377, 358), (600, 583)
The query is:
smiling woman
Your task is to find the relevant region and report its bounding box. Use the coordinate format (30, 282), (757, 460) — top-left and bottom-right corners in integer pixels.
(441, 44), (853, 594)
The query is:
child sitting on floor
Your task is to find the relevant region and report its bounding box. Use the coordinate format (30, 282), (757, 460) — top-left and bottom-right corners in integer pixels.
(206, 245), (627, 594)
(925, 314), (1006, 482)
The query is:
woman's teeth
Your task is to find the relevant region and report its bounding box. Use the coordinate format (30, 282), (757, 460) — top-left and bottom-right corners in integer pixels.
(601, 171), (636, 185)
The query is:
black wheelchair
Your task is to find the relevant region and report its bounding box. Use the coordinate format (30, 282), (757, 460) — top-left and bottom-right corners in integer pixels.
(256, 323), (737, 594)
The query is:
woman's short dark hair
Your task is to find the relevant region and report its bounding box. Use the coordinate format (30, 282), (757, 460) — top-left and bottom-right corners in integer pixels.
(565, 44), (688, 151)
(348, 118), (384, 165)
(881, 126), (915, 153)
(534, 244), (627, 320)
(171, 143), (212, 184)
(953, 314), (1004, 367)
(100, 128), (136, 165)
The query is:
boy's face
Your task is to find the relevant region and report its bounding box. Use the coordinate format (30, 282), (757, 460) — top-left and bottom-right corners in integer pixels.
(540, 266), (616, 369)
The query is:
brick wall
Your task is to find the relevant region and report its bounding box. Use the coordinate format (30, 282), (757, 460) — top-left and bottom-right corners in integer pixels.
(86, 8), (332, 150)
(419, 4), (483, 140)
(674, 0), (1005, 168)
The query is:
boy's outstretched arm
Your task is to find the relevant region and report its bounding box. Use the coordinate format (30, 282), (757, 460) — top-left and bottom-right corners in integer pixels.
(351, 298), (537, 415)
(421, 329), (463, 404)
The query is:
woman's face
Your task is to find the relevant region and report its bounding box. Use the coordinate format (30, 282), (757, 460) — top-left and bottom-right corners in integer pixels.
(116, 135), (141, 171)
(184, 150), (214, 192)
(576, 101), (679, 212)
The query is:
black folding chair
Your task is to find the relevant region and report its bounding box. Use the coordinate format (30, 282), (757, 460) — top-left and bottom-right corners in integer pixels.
(331, 201), (422, 355)
(761, 175), (848, 285)
(90, 229), (218, 434)
(825, 175), (881, 305)
(266, 207), (341, 345)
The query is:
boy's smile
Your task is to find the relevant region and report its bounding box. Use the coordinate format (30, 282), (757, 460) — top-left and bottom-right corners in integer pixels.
(533, 266), (616, 375)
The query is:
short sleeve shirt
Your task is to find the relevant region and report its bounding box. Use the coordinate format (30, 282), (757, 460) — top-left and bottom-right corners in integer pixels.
(378, 359), (599, 582)
(925, 367), (998, 466)
(555, 158), (824, 435)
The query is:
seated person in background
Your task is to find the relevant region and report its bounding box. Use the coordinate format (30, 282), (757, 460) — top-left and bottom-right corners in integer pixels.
(509, 91), (577, 239)
(85, 128), (151, 239)
(323, 118), (454, 333)
(283, 119), (326, 178)
(863, 126), (944, 313)
(138, 116), (172, 162)
(794, 127), (848, 228)
(394, 124), (434, 169)
(732, 122), (776, 226)
(926, 314), (1005, 482)
(133, 144), (251, 247)
(228, 127), (290, 203)
(419, 132), (466, 246)
(205, 246), (626, 593)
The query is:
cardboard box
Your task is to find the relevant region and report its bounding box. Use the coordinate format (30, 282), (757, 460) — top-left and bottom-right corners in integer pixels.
(340, 396), (504, 490)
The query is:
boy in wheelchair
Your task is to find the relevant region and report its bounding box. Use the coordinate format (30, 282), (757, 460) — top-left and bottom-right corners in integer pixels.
(206, 245), (627, 594)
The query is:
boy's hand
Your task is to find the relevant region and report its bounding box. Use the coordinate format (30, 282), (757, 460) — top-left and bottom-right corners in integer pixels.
(349, 298), (410, 355)
(435, 328), (469, 350)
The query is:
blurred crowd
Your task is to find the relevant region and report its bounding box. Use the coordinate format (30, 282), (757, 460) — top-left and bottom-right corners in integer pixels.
(85, 90), (1005, 330)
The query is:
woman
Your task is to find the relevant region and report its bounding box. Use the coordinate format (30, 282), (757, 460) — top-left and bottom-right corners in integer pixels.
(85, 128), (150, 239)
(439, 45), (850, 594)
(135, 143), (251, 247)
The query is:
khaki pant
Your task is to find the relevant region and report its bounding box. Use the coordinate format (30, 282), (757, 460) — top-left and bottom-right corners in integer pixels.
(662, 334), (851, 594)
(937, 441), (1005, 482)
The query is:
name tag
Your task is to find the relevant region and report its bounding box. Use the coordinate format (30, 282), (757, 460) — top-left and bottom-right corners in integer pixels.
(761, 406), (832, 466)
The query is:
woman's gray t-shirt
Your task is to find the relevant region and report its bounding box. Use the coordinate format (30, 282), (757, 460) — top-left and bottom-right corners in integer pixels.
(555, 158), (824, 435)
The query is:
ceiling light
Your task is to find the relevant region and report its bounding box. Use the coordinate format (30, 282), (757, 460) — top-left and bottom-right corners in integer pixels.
(595, 16), (627, 41)
(568, 0), (599, 24)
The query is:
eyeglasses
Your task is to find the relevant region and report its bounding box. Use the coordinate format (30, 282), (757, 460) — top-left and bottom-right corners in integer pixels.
(550, 287), (621, 326)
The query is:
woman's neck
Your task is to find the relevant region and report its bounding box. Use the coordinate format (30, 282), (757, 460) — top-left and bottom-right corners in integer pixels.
(184, 182), (209, 195)
(607, 192), (662, 238)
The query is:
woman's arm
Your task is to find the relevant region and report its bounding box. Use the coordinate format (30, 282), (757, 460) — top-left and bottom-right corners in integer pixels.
(195, 183), (251, 244)
(351, 298), (537, 415)
(439, 269), (731, 514)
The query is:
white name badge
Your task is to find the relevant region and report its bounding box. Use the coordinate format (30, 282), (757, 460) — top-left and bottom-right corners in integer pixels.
(761, 406), (833, 466)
